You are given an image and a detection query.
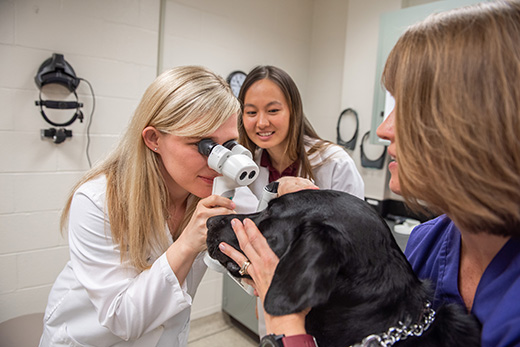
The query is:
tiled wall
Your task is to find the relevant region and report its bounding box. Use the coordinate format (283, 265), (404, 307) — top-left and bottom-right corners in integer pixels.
(0, 0), (161, 323)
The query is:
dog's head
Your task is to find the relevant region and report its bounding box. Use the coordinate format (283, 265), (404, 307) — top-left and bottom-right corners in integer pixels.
(206, 189), (394, 316)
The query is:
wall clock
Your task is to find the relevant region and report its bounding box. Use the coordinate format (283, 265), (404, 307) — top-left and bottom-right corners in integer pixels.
(226, 70), (247, 98)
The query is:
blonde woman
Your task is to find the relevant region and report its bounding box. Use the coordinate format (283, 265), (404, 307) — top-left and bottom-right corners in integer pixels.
(39, 66), (257, 347)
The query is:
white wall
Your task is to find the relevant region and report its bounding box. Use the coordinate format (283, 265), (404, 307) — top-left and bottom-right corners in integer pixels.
(161, 0), (314, 97)
(306, 0), (350, 142)
(0, 0), (399, 325)
(0, 0), (160, 323)
(340, 0), (402, 201)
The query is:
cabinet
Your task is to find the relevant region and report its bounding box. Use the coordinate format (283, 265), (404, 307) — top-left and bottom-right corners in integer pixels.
(222, 275), (259, 335)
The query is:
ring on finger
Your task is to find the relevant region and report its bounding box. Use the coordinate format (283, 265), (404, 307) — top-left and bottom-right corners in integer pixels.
(239, 260), (251, 276)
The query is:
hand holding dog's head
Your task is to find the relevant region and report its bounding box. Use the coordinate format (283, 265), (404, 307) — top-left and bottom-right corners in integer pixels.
(206, 189), (375, 315)
(208, 190), (482, 347)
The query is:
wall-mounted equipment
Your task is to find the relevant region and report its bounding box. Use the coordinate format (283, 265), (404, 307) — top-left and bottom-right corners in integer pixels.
(226, 70), (247, 98)
(360, 131), (387, 169)
(34, 53), (96, 166)
(336, 108), (359, 151)
(35, 53), (83, 144)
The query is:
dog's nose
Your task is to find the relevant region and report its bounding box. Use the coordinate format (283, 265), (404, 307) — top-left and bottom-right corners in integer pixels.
(206, 215), (229, 231)
(206, 216), (220, 229)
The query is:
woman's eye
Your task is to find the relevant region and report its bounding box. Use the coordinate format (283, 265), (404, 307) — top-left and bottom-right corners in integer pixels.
(268, 109), (280, 114)
(245, 111), (257, 116)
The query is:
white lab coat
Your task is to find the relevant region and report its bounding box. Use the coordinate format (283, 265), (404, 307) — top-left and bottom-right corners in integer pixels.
(249, 137), (365, 200)
(39, 175), (257, 347)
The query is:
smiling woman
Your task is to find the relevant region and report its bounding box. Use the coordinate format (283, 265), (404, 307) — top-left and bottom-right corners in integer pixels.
(238, 65), (365, 201)
(38, 66), (258, 347)
(236, 65), (365, 338)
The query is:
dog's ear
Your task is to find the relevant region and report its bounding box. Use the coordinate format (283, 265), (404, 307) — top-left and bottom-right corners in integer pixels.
(263, 221), (348, 315)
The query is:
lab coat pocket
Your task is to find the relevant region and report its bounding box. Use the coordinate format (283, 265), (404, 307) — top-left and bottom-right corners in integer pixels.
(50, 323), (87, 346)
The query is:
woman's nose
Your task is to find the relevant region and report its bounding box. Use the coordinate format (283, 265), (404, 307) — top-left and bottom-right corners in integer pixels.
(376, 109), (395, 142)
(257, 112), (269, 128)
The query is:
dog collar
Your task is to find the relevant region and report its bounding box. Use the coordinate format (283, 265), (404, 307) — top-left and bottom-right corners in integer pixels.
(349, 301), (436, 347)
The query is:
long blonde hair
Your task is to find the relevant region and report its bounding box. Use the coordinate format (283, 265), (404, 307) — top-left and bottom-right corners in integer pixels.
(61, 66), (240, 271)
(383, 0), (520, 236)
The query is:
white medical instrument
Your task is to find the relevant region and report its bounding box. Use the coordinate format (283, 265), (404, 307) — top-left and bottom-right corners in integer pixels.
(198, 138), (260, 295)
(198, 139), (258, 198)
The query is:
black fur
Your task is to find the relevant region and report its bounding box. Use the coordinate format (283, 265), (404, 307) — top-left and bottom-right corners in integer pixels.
(206, 190), (481, 347)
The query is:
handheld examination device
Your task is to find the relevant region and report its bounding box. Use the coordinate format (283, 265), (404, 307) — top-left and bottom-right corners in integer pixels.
(198, 139), (260, 295)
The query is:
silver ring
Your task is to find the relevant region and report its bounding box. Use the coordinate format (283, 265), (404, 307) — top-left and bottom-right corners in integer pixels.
(238, 260), (251, 276)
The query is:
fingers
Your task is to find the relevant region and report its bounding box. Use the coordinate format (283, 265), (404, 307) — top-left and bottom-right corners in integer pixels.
(219, 241), (251, 276)
(220, 218), (280, 302)
(194, 195), (237, 224)
(180, 195), (236, 254)
(242, 219), (272, 256)
(230, 218), (264, 264)
(277, 176), (319, 196)
(200, 195), (236, 211)
(218, 219), (262, 274)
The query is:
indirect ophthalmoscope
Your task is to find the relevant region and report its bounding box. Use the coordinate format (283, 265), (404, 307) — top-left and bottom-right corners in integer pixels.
(197, 139), (258, 198)
(197, 139), (279, 207)
(198, 138), (260, 295)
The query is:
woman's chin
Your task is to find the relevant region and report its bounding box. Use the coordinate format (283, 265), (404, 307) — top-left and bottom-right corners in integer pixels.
(389, 179), (401, 196)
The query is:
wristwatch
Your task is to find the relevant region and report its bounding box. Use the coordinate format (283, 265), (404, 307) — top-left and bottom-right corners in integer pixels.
(259, 334), (318, 347)
(259, 334), (284, 347)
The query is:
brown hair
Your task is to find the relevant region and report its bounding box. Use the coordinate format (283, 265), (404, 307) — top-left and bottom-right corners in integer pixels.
(383, 0), (520, 236)
(237, 65), (331, 180)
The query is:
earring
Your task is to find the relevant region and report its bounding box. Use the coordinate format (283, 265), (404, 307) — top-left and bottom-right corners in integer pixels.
(154, 147), (157, 151)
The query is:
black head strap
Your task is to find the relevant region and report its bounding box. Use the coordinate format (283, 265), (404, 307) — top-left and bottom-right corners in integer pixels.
(35, 89), (83, 127)
(336, 108), (359, 151)
(360, 131), (387, 169)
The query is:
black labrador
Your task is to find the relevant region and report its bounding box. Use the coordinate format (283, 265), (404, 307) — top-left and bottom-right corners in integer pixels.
(206, 189), (480, 347)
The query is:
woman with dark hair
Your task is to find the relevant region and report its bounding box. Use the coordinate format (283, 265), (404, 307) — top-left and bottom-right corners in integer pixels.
(221, 1), (520, 346)
(238, 65), (364, 201)
(237, 65), (364, 337)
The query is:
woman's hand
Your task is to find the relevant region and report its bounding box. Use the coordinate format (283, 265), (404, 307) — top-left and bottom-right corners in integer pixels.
(167, 195), (235, 284)
(277, 177), (319, 196)
(219, 218), (278, 302)
(178, 195), (237, 255)
(219, 218), (308, 336)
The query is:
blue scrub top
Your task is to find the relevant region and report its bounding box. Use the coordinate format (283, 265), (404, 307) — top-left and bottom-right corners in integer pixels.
(405, 215), (520, 347)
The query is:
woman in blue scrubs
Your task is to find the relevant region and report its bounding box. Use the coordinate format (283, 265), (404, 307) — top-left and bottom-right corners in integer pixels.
(375, 1), (520, 344)
(220, 1), (520, 346)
